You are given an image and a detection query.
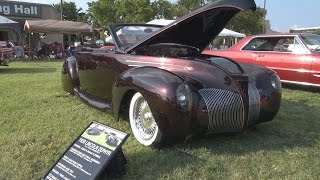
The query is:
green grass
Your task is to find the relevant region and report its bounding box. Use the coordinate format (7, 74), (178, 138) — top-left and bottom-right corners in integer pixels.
(0, 60), (320, 179)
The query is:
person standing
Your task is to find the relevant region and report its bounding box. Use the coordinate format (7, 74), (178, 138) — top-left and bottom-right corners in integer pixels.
(6, 40), (14, 48)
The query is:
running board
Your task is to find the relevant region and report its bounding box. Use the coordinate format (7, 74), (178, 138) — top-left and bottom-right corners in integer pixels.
(74, 87), (111, 111)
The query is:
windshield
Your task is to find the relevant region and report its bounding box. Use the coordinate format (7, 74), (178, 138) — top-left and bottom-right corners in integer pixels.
(111, 25), (162, 50)
(300, 34), (320, 51)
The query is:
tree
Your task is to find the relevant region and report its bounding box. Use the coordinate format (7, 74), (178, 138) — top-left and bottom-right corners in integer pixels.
(176, 0), (205, 12)
(88, 0), (118, 30)
(53, 2), (89, 43)
(226, 7), (265, 35)
(53, 2), (83, 21)
(175, 0), (265, 35)
(116, 0), (153, 23)
(87, 0), (265, 37)
(174, 0), (217, 18)
(151, 0), (176, 19)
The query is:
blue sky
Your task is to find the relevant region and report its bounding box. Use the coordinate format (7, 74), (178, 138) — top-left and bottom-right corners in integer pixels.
(9, 0), (320, 32)
(255, 0), (320, 31)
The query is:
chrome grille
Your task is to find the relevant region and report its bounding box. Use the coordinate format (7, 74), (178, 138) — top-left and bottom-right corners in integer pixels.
(199, 89), (245, 131)
(248, 83), (261, 125)
(199, 84), (260, 131)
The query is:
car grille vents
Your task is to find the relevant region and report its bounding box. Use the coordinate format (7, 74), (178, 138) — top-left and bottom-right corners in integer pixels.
(199, 88), (245, 131)
(199, 84), (260, 131)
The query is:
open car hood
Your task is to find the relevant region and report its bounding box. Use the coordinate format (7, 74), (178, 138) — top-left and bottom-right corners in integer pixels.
(126, 0), (256, 53)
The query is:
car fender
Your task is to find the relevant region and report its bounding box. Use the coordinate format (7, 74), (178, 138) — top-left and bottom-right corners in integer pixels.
(240, 62), (282, 125)
(61, 56), (80, 93)
(112, 66), (192, 138)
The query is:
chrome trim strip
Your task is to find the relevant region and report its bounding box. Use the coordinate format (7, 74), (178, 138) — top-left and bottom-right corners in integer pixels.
(125, 59), (191, 71)
(281, 80), (320, 87)
(267, 67), (311, 73)
(248, 83), (261, 125)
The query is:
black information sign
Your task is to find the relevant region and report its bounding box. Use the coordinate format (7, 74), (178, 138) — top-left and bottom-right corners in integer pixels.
(43, 121), (129, 180)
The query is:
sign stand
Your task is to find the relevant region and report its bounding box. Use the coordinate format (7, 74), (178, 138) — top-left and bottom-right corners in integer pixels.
(43, 121), (130, 180)
(97, 148), (127, 179)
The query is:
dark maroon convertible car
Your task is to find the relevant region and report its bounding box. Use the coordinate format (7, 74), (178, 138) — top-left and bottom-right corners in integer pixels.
(62, 0), (282, 147)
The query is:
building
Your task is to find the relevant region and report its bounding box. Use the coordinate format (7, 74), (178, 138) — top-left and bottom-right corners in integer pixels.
(0, 0), (62, 47)
(290, 27), (320, 34)
(264, 19), (278, 34)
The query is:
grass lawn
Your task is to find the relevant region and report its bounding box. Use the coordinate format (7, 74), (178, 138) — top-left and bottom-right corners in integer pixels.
(0, 60), (319, 179)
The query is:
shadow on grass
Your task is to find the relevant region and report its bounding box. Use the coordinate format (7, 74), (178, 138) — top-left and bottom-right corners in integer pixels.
(14, 59), (64, 62)
(0, 67), (57, 74)
(119, 99), (319, 179)
(122, 147), (204, 179)
(176, 98), (320, 155)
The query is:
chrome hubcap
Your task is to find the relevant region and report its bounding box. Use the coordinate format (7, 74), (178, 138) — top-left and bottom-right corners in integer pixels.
(133, 97), (157, 140)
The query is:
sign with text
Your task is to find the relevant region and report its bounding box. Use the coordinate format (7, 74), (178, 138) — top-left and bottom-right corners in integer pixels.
(43, 122), (129, 180)
(0, 2), (41, 18)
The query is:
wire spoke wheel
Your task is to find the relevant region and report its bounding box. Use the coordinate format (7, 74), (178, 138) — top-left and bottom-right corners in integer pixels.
(129, 92), (162, 146)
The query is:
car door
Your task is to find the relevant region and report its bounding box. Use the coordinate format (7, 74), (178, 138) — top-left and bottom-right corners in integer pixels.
(248, 36), (312, 83)
(272, 37), (312, 83)
(77, 51), (115, 101)
(242, 36), (286, 77)
(310, 54), (320, 85)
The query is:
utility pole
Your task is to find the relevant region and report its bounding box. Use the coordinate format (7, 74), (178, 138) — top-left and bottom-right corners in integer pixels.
(262, 0), (266, 33)
(60, 0), (64, 58)
(60, 0), (63, 20)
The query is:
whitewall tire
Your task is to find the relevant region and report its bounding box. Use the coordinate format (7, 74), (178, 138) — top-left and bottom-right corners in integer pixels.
(129, 92), (162, 146)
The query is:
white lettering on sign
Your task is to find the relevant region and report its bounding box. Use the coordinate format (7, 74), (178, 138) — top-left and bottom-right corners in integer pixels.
(0, 3), (41, 17)
(0, 6), (10, 15)
(14, 5), (38, 15)
(14, 5), (23, 13)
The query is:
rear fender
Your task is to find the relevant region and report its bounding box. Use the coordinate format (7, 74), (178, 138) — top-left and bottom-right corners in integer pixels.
(112, 66), (192, 138)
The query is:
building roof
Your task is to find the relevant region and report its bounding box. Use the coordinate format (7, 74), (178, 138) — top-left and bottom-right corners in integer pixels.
(291, 27), (320, 31)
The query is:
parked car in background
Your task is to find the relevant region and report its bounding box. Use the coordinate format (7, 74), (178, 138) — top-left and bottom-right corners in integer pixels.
(62, 0), (282, 147)
(0, 41), (15, 66)
(203, 33), (320, 87)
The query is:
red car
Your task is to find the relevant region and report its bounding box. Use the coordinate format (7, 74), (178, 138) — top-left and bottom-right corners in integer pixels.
(0, 41), (14, 66)
(203, 34), (320, 87)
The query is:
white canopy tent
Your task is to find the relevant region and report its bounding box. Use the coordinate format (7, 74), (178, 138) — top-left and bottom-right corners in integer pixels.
(24, 19), (92, 34)
(0, 15), (21, 35)
(218, 28), (245, 37)
(23, 19), (92, 58)
(0, 15), (23, 57)
(146, 19), (175, 26)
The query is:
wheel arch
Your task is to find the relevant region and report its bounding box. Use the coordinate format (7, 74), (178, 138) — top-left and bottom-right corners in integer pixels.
(112, 66), (192, 139)
(117, 89), (137, 121)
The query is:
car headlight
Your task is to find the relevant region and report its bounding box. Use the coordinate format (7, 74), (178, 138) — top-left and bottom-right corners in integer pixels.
(270, 73), (282, 90)
(176, 84), (192, 110)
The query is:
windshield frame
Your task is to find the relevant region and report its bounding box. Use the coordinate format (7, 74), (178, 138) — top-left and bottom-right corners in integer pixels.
(108, 24), (164, 52)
